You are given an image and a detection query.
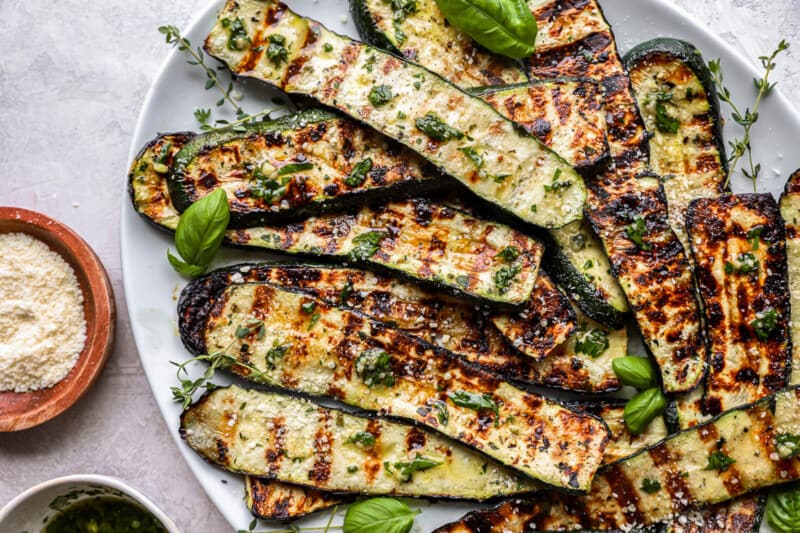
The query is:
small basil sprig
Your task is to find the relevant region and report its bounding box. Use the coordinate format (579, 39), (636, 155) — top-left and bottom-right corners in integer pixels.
(766, 482), (800, 533)
(613, 356), (667, 435)
(343, 497), (420, 533)
(168, 188), (230, 277)
(433, 0), (538, 59)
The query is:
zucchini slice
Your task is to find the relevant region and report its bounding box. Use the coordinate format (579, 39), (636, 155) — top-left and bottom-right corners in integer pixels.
(205, 0), (587, 229)
(350, 0), (626, 327)
(526, 0), (705, 392)
(434, 386), (800, 532)
(243, 396), (667, 522)
(350, 0), (526, 88)
(662, 495), (766, 533)
(683, 194), (790, 422)
(169, 109), (441, 227)
(625, 38), (728, 251)
(179, 282), (610, 489)
(780, 169), (800, 386)
(182, 386), (538, 498)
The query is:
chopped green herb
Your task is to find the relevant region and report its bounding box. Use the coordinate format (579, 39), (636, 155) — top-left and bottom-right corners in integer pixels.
(494, 264), (522, 294)
(751, 308), (779, 340)
(307, 313), (320, 331)
(349, 231), (388, 261)
(625, 215), (651, 251)
(347, 465), (359, 473)
(393, 454), (442, 482)
(266, 34), (288, 65)
(221, 18), (249, 51)
(415, 112), (464, 141)
(641, 478), (662, 494)
(277, 162), (314, 175)
(495, 246), (520, 263)
(725, 252), (759, 274)
(460, 146), (484, 169)
(301, 301), (316, 314)
(455, 275), (470, 288)
(776, 433), (800, 458)
(323, 43), (333, 53)
(705, 451), (735, 471)
(447, 390), (499, 419)
(355, 348), (395, 387)
(265, 342), (290, 368)
(655, 101), (680, 133)
(430, 400), (449, 426)
(339, 280), (354, 305)
(543, 168), (572, 193)
(345, 158), (373, 187)
(575, 329), (610, 358)
(747, 226), (764, 250)
(347, 431), (376, 448)
(368, 84), (394, 107)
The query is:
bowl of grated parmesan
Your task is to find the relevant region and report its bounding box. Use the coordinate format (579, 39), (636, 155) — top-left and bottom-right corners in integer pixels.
(0, 206), (115, 432)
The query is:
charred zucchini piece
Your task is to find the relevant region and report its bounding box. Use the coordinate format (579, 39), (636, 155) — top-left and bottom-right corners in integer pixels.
(682, 195), (790, 423)
(169, 109), (441, 227)
(246, 479), (344, 521)
(625, 38), (727, 251)
(662, 494), (766, 533)
(434, 386), (800, 532)
(178, 282), (610, 489)
(350, 0), (526, 88)
(780, 169), (800, 386)
(182, 386), (538, 499)
(243, 395), (666, 522)
(525, 0), (705, 392)
(205, 0), (586, 229)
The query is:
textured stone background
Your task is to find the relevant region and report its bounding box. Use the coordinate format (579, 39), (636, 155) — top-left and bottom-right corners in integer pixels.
(0, 1), (797, 531)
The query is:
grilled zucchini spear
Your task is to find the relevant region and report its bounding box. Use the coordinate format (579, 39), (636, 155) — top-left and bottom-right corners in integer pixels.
(182, 386), (538, 499)
(625, 38), (728, 252)
(526, 0), (705, 392)
(780, 169), (800, 386)
(130, 132), (545, 307)
(435, 386), (800, 532)
(178, 280), (610, 490)
(205, 0), (586, 230)
(168, 108), (441, 227)
(243, 400), (668, 521)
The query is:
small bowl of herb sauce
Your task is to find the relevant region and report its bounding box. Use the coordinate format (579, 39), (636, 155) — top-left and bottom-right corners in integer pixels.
(0, 474), (178, 533)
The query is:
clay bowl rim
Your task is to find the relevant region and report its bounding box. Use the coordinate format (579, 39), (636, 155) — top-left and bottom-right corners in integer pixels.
(0, 206), (116, 432)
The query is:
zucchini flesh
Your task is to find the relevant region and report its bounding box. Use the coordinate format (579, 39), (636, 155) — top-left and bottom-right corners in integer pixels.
(780, 169), (800, 386)
(205, 0), (587, 230)
(182, 386), (537, 498)
(350, 0), (626, 327)
(662, 495), (765, 533)
(526, 0), (705, 392)
(350, 0), (526, 88)
(683, 194), (790, 421)
(434, 386), (800, 532)
(183, 282), (610, 489)
(169, 108), (441, 227)
(625, 38), (727, 252)
(243, 398), (667, 522)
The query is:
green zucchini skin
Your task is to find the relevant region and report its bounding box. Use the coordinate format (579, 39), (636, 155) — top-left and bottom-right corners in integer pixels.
(178, 280), (611, 490)
(350, 0), (527, 88)
(624, 38), (728, 251)
(525, 0), (706, 393)
(205, 0), (587, 230)
(434, 386), (800, 532)
(182, 386), (538, 499)
(179, 263), (622, 393)
(780, 169), (800, 387)
(683, 194), (791, 424)
(169, 109), (443, 228)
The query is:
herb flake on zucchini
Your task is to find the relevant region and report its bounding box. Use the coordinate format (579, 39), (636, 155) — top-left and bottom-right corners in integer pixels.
(168, 108), (441, 227)
(179, 281), (610, 489)
(625, 38), (728, 252)
(205, 0), (586, 229)
(434, 386), (800, 532)
(182, 386), (538, 499)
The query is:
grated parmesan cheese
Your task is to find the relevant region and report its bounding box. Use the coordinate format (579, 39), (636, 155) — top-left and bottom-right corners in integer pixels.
(0, 232), (86, 392)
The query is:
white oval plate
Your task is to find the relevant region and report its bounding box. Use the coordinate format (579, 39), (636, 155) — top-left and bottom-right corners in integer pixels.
(121, 1), (800, 531)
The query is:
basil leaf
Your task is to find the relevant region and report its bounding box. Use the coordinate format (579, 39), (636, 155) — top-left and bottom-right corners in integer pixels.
(433, 0), (538, 59)
(612, 356), (657, 390)
(343, 497), (420, 533)
(167, 251), (206, 278)
(767, 482), (800, 533)
(172, 188), (230, 276)
(623, 387), (667, 435)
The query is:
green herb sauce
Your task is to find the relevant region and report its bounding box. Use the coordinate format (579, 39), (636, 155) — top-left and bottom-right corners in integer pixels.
(44, 498), (168, 533)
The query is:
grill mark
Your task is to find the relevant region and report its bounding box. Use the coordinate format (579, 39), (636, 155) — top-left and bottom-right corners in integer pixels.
(310, 410), (332, 485)
(649, 445), (691, 512)
(406, 426), (427, 452)
(603, 463), (644, 525)
(265, 417), (285, 476)
(238, 7), (270, 72)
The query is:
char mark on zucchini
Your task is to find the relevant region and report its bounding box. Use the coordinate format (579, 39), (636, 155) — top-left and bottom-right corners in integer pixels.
(182, 386), (539, 499)
(685, 194), (790, 419)
(625, 38), (728, 253)
(205, 0), (587, 230)
(434, 386), (800, 532)
(168, 108), (443, 228)
(662, 494), (766, 533)
(526, 0), (705, 392)
(780, 169), (800, 386)
(178, 279), (611, 489)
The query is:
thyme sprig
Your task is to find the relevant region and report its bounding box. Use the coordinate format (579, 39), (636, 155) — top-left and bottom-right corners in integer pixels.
(709, 40), (790, 190)
(170, 328), (267, 410)
(239, 506), (341, 533)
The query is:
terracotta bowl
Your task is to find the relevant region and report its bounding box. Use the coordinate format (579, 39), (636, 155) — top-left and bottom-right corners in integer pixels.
(0, 207), (115, 432)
